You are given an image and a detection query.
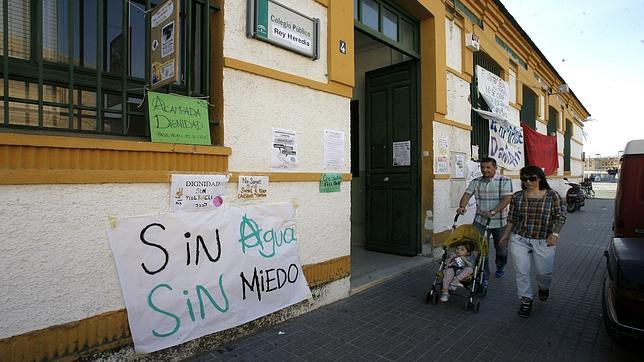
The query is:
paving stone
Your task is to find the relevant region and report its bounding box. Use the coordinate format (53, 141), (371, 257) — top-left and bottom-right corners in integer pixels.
(184, 199), (639, 361)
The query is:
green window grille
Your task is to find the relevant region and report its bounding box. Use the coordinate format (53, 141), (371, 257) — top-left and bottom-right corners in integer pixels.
(520, 85), (537, 129)
(564, 119), (572, 171)
(547, 106), (558, 135)
(353, 0), (419, 58)
(471, 51), (502, 160)
(1, 0), (216, 140)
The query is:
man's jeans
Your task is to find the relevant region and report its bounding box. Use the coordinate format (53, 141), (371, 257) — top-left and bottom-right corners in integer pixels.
(509, 233), (556, 300)
(474, 222), (507, 281)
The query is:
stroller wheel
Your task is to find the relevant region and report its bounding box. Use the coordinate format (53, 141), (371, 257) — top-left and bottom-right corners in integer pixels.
(465, 297), (474, 310)
(425, 290), (432, 304)
(431, 290), (439, 305)
(481, 286), (488, 297)
(473, 301), (480, 313)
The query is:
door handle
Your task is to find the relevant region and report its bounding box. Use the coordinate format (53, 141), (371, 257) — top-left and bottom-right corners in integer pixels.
(383, 177), (389, 182)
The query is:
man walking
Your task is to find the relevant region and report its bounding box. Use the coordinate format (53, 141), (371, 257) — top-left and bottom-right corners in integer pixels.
(456, 157), (513, 284)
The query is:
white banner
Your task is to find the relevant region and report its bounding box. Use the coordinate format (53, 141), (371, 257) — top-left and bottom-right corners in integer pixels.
(107, 203), (311, 353)
(489, 120), (524, 170)
(476, 65), (509, 121)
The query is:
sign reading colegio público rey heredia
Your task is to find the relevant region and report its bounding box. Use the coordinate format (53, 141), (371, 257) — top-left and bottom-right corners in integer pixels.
(247, 0), (319, 59)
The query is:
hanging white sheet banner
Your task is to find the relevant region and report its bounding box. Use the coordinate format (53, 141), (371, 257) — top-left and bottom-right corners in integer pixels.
(476, 65), (510, 122)
(488, 119), (524, 170)
(107, 203), (311, 353)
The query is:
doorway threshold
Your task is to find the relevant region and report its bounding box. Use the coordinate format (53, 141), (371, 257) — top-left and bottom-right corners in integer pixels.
(350, 246), (434, 295)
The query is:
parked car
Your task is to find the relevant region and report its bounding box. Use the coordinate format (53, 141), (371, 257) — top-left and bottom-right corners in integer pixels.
(603, 139), (644, 342)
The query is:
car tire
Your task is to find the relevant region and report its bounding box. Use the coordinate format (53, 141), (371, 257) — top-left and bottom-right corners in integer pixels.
(602, 275), (620, 342)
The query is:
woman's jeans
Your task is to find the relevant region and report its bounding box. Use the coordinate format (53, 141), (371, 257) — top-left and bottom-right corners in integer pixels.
(509, 233), (556, 300)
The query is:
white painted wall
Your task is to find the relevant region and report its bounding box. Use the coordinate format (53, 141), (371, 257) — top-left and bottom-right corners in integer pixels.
(0, 0), (352, 344)
(432, 123), (471, 233)
(446, 73), (471, 124)
(0, 180), (351, 340)
(221, 0), (352, 313)
(0, 184), (167, 338)
(224, 0), (328, 83)
(508, 106), (520, 127)
(223, 68), (350, 172)
(445, 19), (462, 72)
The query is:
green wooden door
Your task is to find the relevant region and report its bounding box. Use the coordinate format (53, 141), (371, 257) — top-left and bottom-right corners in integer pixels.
(365, 60), (420, 256)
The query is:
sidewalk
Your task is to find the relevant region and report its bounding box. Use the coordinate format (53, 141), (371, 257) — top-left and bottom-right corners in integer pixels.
(188, 198), (638, 361)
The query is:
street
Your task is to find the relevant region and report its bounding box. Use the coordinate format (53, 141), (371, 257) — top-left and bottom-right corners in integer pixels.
(188, 189), (639, 361)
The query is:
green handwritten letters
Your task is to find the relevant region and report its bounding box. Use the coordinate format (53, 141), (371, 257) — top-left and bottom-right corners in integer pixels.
(319, 173), (342, 193)
(148, 92), (211, 145)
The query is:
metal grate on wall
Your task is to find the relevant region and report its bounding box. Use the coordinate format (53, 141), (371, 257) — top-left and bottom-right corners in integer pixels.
(470, 51), (502, 160)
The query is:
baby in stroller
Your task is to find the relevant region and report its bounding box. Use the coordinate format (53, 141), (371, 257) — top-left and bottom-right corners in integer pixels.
(440, 243), (476, 302)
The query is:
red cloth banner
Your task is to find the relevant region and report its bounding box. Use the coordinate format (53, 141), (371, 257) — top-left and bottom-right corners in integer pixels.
(521, 125), (559, 175)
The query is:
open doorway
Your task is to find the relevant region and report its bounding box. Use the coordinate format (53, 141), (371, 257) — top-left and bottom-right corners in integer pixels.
(350, 30), (429, 291)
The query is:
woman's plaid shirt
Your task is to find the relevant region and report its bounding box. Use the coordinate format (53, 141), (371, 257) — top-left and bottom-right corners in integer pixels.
(507, 189), (566, 239)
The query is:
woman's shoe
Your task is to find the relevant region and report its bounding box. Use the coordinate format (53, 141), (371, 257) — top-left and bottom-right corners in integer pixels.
(538, 288), (550, 301)
(518, 297), (533, 318)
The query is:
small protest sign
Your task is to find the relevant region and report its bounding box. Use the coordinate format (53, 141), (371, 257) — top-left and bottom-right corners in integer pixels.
(148, 92), (211, 145)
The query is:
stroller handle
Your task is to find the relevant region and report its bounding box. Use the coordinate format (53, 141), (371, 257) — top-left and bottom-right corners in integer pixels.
(452, 213), (460, 229)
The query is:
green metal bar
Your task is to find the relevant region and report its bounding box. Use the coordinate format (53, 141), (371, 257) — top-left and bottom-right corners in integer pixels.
(144, 0), (150, 136)
(96, 0), (103, 131)
(68, 0), (75, 129)
(186, 0), (193, 93)
(3, 0), (9, 124)
(203, 0), (210, 96)
(144, 0), (150, 85)
(36, 0), (43, 127)
(122, 0), (128, 135)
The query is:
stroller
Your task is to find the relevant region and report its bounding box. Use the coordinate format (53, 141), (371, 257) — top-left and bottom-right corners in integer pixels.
(425, 215), (489, 312)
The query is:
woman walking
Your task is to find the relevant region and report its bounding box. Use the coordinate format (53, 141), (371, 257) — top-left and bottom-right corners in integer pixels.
(499, 165), (566, 317)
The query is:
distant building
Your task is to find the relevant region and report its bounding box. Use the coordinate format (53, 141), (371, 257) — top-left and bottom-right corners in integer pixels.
(584, 155), (621, 175)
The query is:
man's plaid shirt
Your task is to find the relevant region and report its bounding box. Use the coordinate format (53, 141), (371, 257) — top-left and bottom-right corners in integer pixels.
(465, 174), (513, 228)
(507, 189), (566, 239)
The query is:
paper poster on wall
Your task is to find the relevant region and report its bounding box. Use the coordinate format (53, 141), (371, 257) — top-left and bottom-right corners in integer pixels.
(392, 141), (411, 166)
(323, 129), (345, 170)
(452, 153), (466, 178)
(150, 0), (179, 88)
(488, 119), (524, 170)
(434, 155), (449, 174)
(148, 92), (211, 145)
(438, 136), (449, 156)
(237, 176), (269, 199)
(170, 174), (227, 212)
(107, 203), (311, 353)
(271, 128), (299, 170)
(471, 145), (479, 161)
(319, 173), (342, 193)
(161, 21), (175, 58)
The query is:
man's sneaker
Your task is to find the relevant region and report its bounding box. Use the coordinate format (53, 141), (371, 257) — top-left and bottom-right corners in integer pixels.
(450, 281), (464, 289)
(495, 267), (505, 278)
(518, 297), (533, 318)
(538, 288), (550, 301)
(440, 292), (450, 302)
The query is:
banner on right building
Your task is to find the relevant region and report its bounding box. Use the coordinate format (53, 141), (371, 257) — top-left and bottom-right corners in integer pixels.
(522, 125), (559, 175)
(488, 120), (524, 170)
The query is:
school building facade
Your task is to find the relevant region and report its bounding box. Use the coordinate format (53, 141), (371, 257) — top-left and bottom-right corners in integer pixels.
(0, 0), (589, 360)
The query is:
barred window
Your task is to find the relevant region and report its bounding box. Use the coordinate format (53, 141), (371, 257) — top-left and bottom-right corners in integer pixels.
(1, 0), (214, 139)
